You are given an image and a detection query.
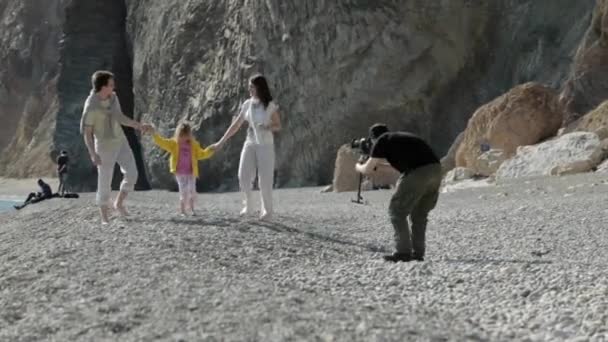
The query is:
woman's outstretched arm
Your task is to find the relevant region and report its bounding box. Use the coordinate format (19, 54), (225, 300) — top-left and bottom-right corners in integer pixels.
(216, 113), (245, 146)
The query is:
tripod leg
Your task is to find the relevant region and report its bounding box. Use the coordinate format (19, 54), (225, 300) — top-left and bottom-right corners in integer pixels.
(356, 173), (364, 203)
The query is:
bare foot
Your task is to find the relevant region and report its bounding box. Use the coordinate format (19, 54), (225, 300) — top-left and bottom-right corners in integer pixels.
(259, 211), (273, 221)
(114, 203), (129, 217)
(100, 206), (110, 225)
(240, 207), (251, 216)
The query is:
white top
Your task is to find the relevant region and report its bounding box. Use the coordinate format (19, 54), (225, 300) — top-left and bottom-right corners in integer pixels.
(241, 98), (278, 145)
(82, 95), (126, 147)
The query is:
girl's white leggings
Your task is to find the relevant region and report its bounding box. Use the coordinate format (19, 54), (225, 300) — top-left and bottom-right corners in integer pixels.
(95, 141), (138, 206)
(175, 174), (197, 202)
(238, 142), (275, 214)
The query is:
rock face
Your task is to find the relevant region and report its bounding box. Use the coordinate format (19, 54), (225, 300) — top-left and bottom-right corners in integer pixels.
(455, 83), (564, 176)
(0, 0), (150, 191)
(574, 100), (608, 133)
(0, 0), (597, 191)
(129, 0), (594, 190)
(0, 0), (63, 177)
(52, 0), (150, 191)
(560, 0), (608, 125)
(496, 132), (604, 179)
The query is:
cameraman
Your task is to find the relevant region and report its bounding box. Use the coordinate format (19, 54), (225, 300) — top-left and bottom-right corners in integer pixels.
(355, 124), (441, 262)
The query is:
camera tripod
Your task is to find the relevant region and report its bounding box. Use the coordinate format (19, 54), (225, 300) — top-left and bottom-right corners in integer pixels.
(351, 173), (365, 204)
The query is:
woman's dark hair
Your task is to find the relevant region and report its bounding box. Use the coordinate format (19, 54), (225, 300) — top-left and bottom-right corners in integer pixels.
(249, 74), (273, 108)
(92, 70), (114, 92)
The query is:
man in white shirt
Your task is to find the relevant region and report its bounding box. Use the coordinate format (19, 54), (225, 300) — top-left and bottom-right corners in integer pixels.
(80, 70), (152, 224)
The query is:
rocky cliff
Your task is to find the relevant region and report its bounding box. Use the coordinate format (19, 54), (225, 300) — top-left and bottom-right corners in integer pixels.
(0, 0), (63, 177)
(0, 0), (598, 191)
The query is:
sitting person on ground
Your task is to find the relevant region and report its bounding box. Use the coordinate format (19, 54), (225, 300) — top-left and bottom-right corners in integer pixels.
(149, 122), (215, 216)
(14, 179), (54, 210)
(56, 150), (69, 196)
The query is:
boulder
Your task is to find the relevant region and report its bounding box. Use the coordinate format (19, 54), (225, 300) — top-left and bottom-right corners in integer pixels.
(440, 132), (464, 176)
(320, 185), (333, 193)
(496, 132), (603, 179)
(443, 167), (475, 184)
(475, 149), (506, 176)
(566, 100), (608, 140)
(332, 145), (360, 192)
(596, 159), (608, 173)
(455, 83), (564, 176)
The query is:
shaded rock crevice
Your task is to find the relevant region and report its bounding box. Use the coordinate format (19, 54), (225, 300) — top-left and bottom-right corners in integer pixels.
(53, 0), (149, 191)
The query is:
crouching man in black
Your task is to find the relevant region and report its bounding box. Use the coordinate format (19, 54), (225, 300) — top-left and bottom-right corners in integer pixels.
(355, 124), (442, 262)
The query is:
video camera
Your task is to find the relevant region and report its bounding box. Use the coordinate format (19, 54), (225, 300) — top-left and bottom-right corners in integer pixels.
(350, 137), (372, 160)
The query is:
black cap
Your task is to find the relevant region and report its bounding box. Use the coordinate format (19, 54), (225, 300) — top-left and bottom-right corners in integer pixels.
(369, 123), (389, 139)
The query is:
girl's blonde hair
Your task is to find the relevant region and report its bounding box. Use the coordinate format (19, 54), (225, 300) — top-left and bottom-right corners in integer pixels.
(174, 122), (193, 139)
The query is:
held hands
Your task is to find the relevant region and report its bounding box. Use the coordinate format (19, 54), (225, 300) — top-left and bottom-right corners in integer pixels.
(208, 141), (223, 151)
(140, 123), (155, 134)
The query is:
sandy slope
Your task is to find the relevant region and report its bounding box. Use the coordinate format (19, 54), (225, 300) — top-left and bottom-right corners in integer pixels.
(0, 174), (607, 341)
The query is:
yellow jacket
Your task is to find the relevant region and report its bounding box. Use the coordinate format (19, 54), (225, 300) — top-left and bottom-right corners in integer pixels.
(152, 133), (214, 178)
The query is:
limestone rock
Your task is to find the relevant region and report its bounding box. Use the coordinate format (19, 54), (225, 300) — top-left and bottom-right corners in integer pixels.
(440, 132), (464, 176)
(568, 101), (608, 140)
(496, 132), (603, 179)
(596, 159), (608, 173)
(475, 149), (506, 176)
(0, 0), (63, 177)
(443, 167), (475, 184)
(320, 185), (333, 193)
(332, 145), (360, 193)
(456, 83), (564, 176)
(596, 127), (608, 140)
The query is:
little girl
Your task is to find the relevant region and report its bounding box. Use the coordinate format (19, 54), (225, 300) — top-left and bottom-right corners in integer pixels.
(152, 122), (215, 216)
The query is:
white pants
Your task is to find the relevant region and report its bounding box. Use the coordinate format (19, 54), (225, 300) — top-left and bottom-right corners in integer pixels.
(175, 174), (197, 202)
(95, 141), (138, 206)
(238, 142), (275, 214)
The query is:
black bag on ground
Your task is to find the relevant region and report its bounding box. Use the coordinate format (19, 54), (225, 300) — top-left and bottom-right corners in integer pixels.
(62, 193), (79, 199)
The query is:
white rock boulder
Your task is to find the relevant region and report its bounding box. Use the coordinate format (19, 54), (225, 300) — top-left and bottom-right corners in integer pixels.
(496, 132), (604, 179)
(443, 167), (475, 184)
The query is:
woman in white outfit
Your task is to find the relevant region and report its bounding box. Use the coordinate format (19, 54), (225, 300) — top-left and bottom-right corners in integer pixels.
(213, 74), (282, 220)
